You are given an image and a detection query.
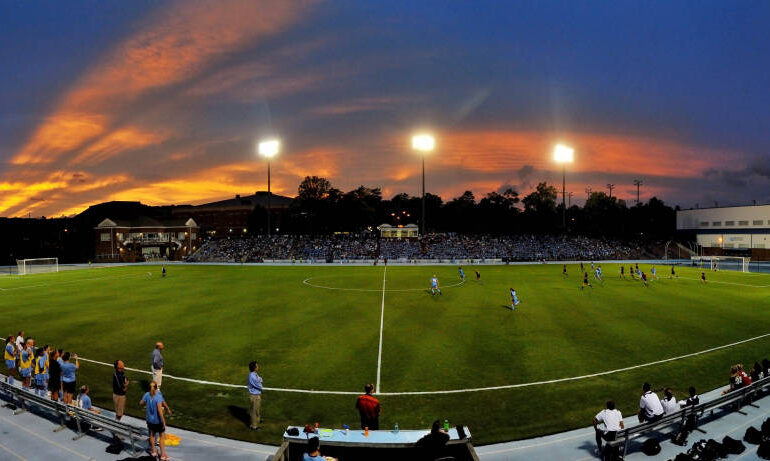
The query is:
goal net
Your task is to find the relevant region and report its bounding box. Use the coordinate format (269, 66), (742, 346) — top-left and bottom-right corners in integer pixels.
(16, 258), (59, 275)
(691, 256), (750, 272)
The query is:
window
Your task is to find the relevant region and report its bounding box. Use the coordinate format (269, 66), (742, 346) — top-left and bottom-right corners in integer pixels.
(754, 220), (764, 225)
(738, 220), (749, 226)
(191, 233), (197, 240)
(100, 233), (111, 241)
(116, 233), (123, 241)
(178, 232), (185, 240)
(712, 221), (721, 227)
(724, 221), (735, 226)
(700, 222), (709, 227)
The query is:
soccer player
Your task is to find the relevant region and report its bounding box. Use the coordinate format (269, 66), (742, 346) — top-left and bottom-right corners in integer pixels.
(581, 272), (593, 290)
(651, 265), (657, 280)
(641, 272), (648, 287)
(700, 272), (707, 284)
(510, 287), (520, 310)
(591, 261), (595, 271)
(4, 336), (16, 385)
(162, 265), (166, 278)
(475, 269), (481, 282)
(580, 262), (585, 272)
(430, 275), (441, 295)
(594, 267), (603, 282)
(670, 265), (678, 279)
(629, 265), (636, 280)
(562, 264), (568, 278)
(713, 261), (718, 272)
(620, 265), (625, 279)
(458, 266), (465, 281)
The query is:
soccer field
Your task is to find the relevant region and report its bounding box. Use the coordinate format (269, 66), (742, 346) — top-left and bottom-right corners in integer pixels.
(2, 263), (770, 445)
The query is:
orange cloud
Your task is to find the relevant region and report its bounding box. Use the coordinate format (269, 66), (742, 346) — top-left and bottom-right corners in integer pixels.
(11, 0), (316, 165)
(71, 127), (169, 164)
(308, 96), (409, 116)
(432, 130), (737, 178)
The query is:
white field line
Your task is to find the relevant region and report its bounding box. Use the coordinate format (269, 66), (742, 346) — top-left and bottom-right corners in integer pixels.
(0, 273), (148, 292)
(677, 276), (770, 288)
(302, 276), (465, 292)
(77, 331), (770, 396)
(376, 265), (387, 393)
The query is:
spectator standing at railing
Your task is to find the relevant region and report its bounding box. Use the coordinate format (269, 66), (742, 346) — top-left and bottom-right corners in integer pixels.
(247, 361), (263, 430)
(48, 349), (62, 401)
(140, 381), (170, 460)
(593, 400), (624, 456)
(151, 342), (164, 389)
(60, 352), (79, 405)
(18, 341), (33, 390)
(113, 360), (129, 423)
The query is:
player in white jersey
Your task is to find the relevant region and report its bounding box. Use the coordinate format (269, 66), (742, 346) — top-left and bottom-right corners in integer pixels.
(594, 267), (603, 282)
(510, 287), (520, 310)
(430, 275), (441, 295)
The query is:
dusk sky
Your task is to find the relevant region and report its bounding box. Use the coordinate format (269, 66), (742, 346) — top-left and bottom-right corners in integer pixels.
(1, 0), (769, 217)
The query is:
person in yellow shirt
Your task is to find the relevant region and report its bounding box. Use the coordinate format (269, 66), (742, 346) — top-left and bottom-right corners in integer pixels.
(4, 336), (17, 386)
(18, 341), (33, 390)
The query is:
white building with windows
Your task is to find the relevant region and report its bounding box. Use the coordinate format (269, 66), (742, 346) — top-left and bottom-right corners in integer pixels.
(677, 205), (770, 253)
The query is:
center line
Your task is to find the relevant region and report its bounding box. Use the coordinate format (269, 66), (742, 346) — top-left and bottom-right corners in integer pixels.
(376, 265), (387, 393)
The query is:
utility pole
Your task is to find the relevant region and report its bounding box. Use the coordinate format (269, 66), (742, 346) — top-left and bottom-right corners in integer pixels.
(633, 179), (643, 204)
(607, 183), (615, 199)
(567, 191), (574, 207)
(585, 187), (592, 200)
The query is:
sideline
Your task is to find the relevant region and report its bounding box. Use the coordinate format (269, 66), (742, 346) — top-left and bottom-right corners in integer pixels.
(77, 331), (770, 396)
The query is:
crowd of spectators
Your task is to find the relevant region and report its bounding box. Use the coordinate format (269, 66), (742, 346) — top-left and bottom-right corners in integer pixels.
(189, 233), (641, 262)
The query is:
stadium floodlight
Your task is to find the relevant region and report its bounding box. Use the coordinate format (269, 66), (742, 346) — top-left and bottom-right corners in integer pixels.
(257, 138), (281, 236)
(553, 144), (574, 230)
(412, 133), (436, 236)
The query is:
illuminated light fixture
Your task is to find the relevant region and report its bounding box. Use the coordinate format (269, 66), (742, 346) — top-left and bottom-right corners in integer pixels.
(258, 139), (280, 158)
(412, 134), (435, 152)
(553, 144), (574, 163)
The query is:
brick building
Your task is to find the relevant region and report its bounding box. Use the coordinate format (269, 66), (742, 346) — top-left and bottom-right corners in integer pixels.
(94, 217), (200, 262)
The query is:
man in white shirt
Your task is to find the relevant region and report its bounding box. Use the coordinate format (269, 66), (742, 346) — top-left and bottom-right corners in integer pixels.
(638, 382), (664, 423)
(594, 400), (624, 455)
(661, 388), (678, 414)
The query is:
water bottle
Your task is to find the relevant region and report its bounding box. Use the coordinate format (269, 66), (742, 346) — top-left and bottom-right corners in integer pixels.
(444, 419), (449, 431)
(343, 424), (349, 435)
(394, 422), (399, 434)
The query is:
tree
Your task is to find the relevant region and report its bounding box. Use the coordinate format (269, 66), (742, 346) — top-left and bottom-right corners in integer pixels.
(522, 182), (557, 214)
(297, 176), (332, 201)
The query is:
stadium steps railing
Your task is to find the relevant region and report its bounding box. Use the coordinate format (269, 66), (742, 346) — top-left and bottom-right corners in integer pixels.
(606, 375), (770, 458)
(0, 378), (146, 456)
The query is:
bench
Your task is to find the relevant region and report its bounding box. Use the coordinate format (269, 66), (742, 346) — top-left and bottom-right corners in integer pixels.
(606, 375), (770, 458)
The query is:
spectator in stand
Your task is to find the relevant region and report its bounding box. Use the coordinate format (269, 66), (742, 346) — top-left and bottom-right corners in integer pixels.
(113, 360), (129, 423)
(638, 382), (664, 423)
(34, 348), (47, 395)
(151, 342), (164, 389)
(5, 336), (17, 386)
(661, 388), (678, 414)
(15, 331), (24, 354)
(763, 359), (770, 378)
(593, 400), (624, 456)
(355, 383), (381, 430)
(60, 352), (79, 405)
(723, 365), (749, 394)
(140, 381), (170, 460)
(48, 349), (62, 401)
(303, 437), (337, 461)
(416, 420), (450, 459)
(751, 361), (764, 382)
(79, 385), (101, 414)
(247, 361), (263, 430)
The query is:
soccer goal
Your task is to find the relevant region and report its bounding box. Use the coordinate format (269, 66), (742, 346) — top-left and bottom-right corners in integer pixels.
(16, 258), (59, 275)
(691, 256), (750, 272)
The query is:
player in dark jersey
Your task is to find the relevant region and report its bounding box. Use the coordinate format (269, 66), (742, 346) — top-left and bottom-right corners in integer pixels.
(670, 265), (677, 279)
(562, 264), (568, 278)
(620, 265), (625, 279)
(475, 270), (481, 281)
(700, 272), (707, 284)
(581, 272), (592, 290)
(162, 265), (166, 278)
(641, 271), (648, 287)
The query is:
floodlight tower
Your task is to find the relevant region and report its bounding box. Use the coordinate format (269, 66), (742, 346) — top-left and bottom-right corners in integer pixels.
(412, 134), (435, 236)
(257, 138), (280, 236)
(553, 144), (574, 230)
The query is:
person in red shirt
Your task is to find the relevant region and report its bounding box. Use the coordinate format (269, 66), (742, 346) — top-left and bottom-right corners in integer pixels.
(355, 384), (381, 430)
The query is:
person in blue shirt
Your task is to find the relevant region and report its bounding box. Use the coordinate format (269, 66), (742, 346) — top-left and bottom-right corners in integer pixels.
(430, 276), (441, 295)
(248, 361), (263, 430)
(18, 341), (33, 390)
(60, 352), (79, 405)
(140, 381), (170, 460)
(458, 266), (465, 281)
(303, 436), (337, 461)
(510, 287), (520, 310)
(4, 336), (17, 386)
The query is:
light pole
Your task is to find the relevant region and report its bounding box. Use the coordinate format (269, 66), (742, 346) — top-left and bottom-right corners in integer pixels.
(567, 191), (574, 207)
(585, 187), (592, 200)
(607, 183), (615, 199)
(412, 134), (435, 236)
(553, 144), (574, 230)
(258, 138), (280, 236)
(633, 179), (643, 204)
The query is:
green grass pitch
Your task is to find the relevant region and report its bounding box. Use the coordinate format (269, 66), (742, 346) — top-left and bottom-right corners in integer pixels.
(2, 263), (770, 445)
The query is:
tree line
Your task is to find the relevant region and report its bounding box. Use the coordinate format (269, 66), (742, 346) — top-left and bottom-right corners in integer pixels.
(248, 176), (677, 240)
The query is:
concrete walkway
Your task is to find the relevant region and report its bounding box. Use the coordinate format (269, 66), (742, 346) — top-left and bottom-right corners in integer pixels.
(3, 382), (770, 460)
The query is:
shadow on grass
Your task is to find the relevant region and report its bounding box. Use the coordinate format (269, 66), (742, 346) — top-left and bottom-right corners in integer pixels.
(227, 405), (250, 428)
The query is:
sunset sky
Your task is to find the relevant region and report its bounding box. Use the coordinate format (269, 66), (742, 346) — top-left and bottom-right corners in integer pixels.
(1, 0), (769, 217)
